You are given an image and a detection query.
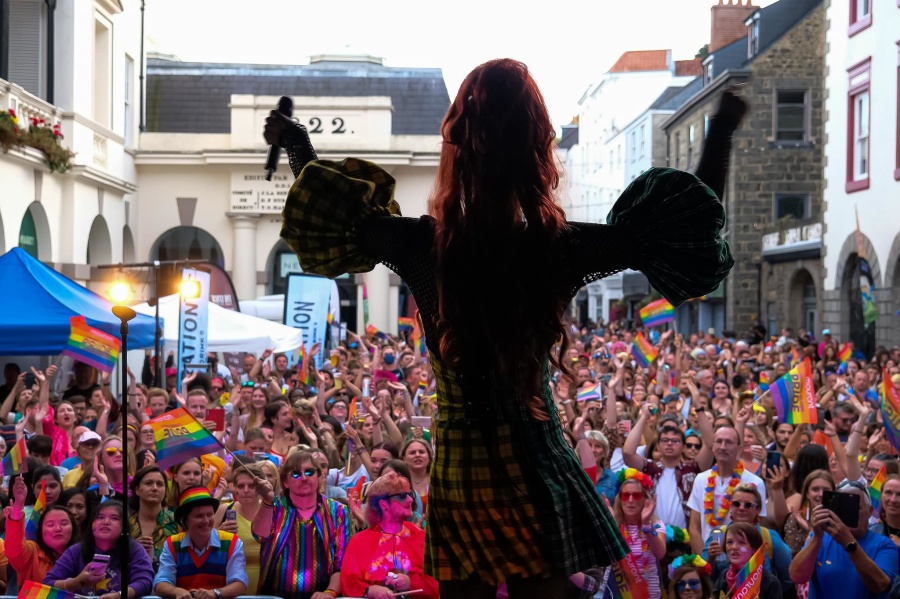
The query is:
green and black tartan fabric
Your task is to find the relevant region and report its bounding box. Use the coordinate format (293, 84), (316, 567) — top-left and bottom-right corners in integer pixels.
(280, 159), (733, 583)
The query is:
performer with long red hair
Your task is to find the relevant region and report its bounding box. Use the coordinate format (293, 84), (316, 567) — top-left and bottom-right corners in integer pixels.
(266, 58), (745, 598)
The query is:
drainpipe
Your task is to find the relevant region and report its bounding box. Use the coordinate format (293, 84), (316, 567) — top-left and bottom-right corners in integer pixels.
(45, 0), (55, 104)
(0, 0), (8, 80)
(139, 0), (145, 131)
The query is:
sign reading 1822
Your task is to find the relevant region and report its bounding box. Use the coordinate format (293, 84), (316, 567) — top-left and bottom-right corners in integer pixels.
(296, 114), (357, 136)
(231, 172), (291, 214)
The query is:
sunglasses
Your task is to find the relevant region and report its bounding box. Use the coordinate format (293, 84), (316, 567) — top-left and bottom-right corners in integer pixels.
(211, 386), (224, 391)
(675, 579), (702, 591)
(290, 468), (318, 479)
(105, 447), (122, 456)
(620, 491), (643, 502)
(386, 491), (415, 502)
(685, 442), (702, 450)
(241, 382), (255, 388)
(658, 438), (682, 445)
(731, 501), (758, 509)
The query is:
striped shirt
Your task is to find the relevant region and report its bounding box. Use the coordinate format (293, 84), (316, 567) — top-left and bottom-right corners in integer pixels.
(254, 494), (350, 598)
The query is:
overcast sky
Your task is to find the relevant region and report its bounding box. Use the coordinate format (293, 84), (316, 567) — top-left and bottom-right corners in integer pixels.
(146, 0), (777, 129)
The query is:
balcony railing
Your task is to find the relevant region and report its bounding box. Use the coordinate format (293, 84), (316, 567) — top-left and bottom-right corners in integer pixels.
(762, 220), (822, 257)
(0, 79), (63, 130)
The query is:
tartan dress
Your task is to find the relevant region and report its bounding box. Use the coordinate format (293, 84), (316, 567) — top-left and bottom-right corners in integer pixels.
(280, 158), (733, 583)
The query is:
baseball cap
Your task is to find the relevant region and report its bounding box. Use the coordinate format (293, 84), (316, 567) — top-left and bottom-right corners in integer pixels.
(690, 348), (706, 359)
(821, 329), (831, 336)
(661, 393), (679, 405)
(78, 431), (102, 445)
(165, 367), (177, 377)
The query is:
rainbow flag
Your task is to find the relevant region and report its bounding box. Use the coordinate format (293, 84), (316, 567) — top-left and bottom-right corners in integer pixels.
(147, 407), (222, 470)
(733, 545), (765, 599)
(881, 367), (900, 450)
(790, 347), (800, 368)
(0, 438), (26, 476)
(577, 382), (601, 402)
(61, 316), (121, 373)
(631, 332), (658, 368)
(639, 299), (674, 327)
(770, 359), (817, 425)
(365, 323), (388, 341)
(758, 371), (771, 392)
(411, 313), (426, 358)
(296, 343), (309, 385)
(606, 553), (651, 599)
(838, 343), (853, 363)
(870, 465), (886, 516)
(398, 317), (415, 334)
(18, 581), (77, 599)
(25, 479), (46, 540)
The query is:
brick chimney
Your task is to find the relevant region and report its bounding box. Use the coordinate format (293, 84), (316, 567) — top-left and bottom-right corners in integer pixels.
(710, 0), (757, 54)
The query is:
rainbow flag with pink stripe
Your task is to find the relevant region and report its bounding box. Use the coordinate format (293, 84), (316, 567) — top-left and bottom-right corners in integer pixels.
(18, 582), (77, 599)
(0, 437), (26, 476)
(771, 359), (817, 425)
(577, 383), (601, 402)
(639, 299), (674, 327)
(733, 545), (765, 599)
(631, 332), (658, 368)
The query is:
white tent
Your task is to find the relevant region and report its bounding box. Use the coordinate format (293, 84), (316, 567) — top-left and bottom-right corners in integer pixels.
(132, 294), (304, 355)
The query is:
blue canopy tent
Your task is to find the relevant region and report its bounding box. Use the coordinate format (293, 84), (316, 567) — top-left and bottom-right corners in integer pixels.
(0, 247), (159, 354)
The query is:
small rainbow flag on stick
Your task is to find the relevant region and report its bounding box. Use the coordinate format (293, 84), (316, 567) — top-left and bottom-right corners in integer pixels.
(758, 371), (771, 392)
(25, 479), (46, 540)
(770, 359), (817, 425)
(18, 581), (78, 599)
(732, 545), (765, 599)
(147, 407), (222, 471)
(870, 464), (886, 516)
(61, 316), (121, 373)
(365, 323), (388, 341)
(631, 332), (659, 368)
(838, 343), (853, 363)
(398, 317), (415, 334)
(577, 382), (601, 402)
(0, 438), (26, 476)
(296, 342), (309, 385)
(639, 299), (675, 327)
(880, 367), (900, 450)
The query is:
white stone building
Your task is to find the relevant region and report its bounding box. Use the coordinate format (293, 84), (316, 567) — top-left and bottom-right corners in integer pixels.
(820, 0), (900, 351)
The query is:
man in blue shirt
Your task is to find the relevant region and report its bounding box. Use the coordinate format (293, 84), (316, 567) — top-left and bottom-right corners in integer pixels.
(790, 481), (897, 599)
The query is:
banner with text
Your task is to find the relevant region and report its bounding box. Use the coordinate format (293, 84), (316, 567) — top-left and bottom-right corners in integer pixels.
(178, 268), (211, 389)
(284, 274), (332, 370)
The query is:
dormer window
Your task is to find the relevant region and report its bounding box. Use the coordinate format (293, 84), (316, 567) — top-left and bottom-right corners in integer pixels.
(704, 61), (714, 85)
(747, 16), (760, 58)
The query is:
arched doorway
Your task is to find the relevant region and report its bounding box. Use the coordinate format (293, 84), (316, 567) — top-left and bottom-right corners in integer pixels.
(123, 226), (136, 263)
(841, 254), (877, 358)
(19, 202), (51, 261)
(789, 269), (817, 334)
(266, 239), (298, 296)
(86, 216), (112, 265)
(150, 226), (225, 297)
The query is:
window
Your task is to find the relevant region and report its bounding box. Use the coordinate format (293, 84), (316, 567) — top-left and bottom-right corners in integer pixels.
(8, 0), (46, 98)
(846, 58), (871, 192)
(748, 18), (760, 58)
(775, 90), (808, 141)
(124, 55), (135, 147)
(704, 62), (713, 85)
(639, 124), (645, 157)
(688, 125), (695, 169)
(674, 132), (681, 169)
(848, 0), (872, 36)
(617, 144), (622, 166)
(631, 131), (636, 162)
(775, 195), (809, 220)
(93, 14), (113, 128)
(896, 42), (900, 181)
(704, 113), (710, 137)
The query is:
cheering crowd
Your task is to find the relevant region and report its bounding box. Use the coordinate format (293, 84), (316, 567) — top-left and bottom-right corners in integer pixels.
(0, 320), (899, 599)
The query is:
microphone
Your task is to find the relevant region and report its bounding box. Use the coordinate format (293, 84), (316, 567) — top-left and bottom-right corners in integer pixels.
(265, 96), (294, 181)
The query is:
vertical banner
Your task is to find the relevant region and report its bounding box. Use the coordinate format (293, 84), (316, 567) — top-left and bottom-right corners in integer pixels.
(284, 274), (332, 370)
(177, 268), (210, 389)
(206, 263), (244, 382)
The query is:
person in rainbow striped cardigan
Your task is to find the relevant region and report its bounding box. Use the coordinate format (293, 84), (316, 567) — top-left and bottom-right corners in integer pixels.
(153, 487), (248, 599)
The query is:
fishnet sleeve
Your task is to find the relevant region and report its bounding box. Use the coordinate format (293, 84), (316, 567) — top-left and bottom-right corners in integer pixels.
(279, 123), (318, 179)
(357, 216), (422, 280)
(559, 222), (634, 297)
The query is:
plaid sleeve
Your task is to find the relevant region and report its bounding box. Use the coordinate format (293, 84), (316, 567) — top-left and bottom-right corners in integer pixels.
(280, 158), (403, 279)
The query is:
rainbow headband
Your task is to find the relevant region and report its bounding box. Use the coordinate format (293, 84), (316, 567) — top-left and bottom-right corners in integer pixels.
(668, 554), (711, 578)
(666, 525), (691, 545)
(616, 468), (653, 492)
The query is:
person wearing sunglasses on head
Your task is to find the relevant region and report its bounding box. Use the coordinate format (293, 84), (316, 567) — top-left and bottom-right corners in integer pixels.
(252, 449), (350, 599)
(340, 471), (438, 599)
(84, 436), (132, 516)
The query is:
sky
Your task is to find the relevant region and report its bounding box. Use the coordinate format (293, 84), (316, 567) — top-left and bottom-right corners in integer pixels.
(145, 0), (778, 130)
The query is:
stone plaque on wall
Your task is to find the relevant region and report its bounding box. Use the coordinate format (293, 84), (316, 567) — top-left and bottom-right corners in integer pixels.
(231, 172), (292, 213)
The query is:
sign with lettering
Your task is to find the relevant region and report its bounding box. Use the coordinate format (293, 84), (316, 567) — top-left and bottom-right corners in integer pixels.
(177, 268), (210, 388)
(231, 172), (292, 214)
(284, 274), (332, 370)
(295, 114), (358, 137)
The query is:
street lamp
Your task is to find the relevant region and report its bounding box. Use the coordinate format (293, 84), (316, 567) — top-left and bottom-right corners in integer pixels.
(111, 302), (136, 593)
(180, 278), (201, 300)
(109, 282), (131, 304)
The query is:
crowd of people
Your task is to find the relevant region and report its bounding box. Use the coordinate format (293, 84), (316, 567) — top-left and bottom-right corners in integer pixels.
(0, 320), (897, 599)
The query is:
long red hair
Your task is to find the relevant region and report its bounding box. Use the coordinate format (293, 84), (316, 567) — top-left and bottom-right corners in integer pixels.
(429, 59), (570, 414)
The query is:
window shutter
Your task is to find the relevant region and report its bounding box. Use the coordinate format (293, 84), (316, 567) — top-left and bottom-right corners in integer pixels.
(8, 0), (44, 98)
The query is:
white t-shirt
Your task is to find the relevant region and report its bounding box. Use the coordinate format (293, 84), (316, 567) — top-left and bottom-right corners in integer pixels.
(609, 447), (626, 473)
(327, 464), (368, 491)
(656, 468), (686, 528)
(687, 466), (767, 545)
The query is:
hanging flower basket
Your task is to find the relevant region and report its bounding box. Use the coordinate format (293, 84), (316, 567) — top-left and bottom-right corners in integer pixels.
(21, 117), (75, 173)
(0, 109), (23, 153)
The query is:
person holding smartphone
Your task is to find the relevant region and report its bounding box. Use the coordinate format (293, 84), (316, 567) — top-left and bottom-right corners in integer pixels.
(789, 481), (896, 599)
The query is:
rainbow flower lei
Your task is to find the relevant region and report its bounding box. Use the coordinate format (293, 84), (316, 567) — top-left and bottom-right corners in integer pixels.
(616, 467), (654, 492)
(665, 525), (691, 546)
(668, 554), (712, 578)
(703, 461), (744, 527)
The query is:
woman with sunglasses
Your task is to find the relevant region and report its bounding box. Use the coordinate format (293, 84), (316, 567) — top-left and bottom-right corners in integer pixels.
(612, 470), (666, 598)
(683, 432), (702, 462)
(340, 471), (439, 599)
(702, 483), (792, 594)
(712, 522), (781, 598)
(667, 555), (713, 599)
(252, 449), (350, 599)
(86, 436), (132, 515)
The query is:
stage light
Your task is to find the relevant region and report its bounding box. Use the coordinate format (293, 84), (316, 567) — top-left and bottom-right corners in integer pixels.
(180, 279), (201, 300)
(109, 282), (130, 304)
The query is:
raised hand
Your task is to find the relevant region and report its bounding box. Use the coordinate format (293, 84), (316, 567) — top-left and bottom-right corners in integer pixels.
(641, 496), (657, 524)
(255, 475), (275, 503)
(717, 88), (749, 125)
